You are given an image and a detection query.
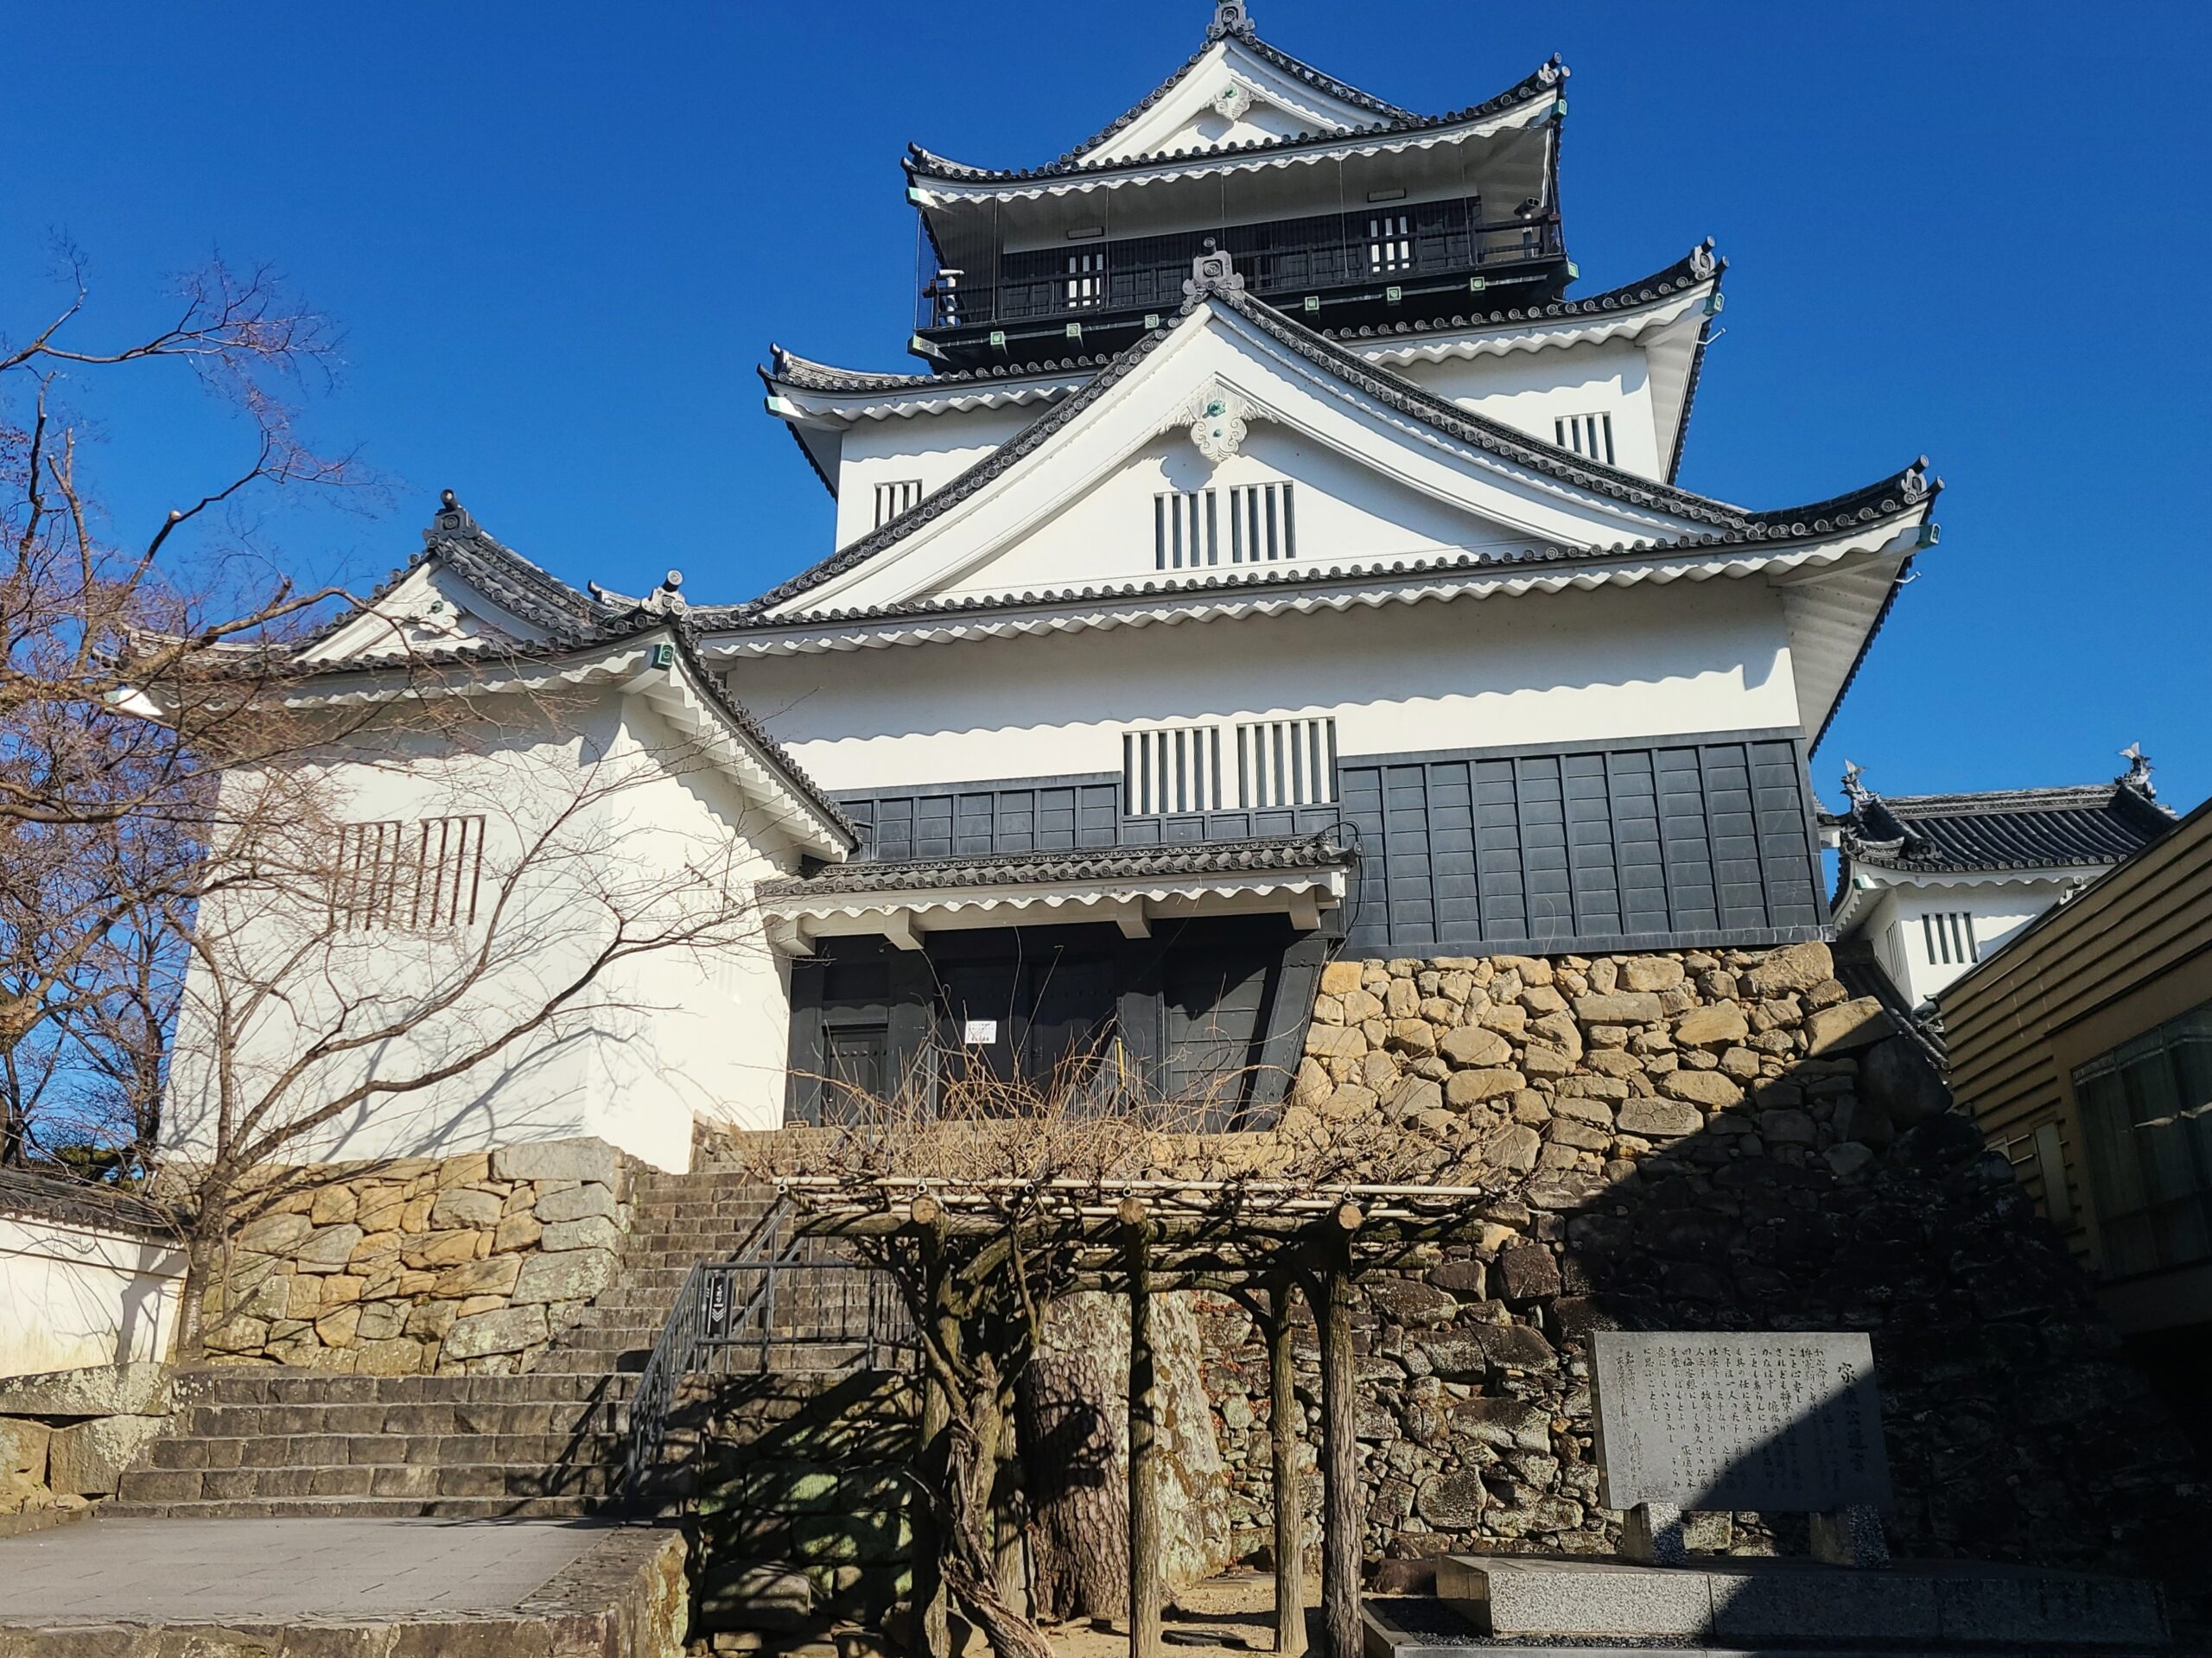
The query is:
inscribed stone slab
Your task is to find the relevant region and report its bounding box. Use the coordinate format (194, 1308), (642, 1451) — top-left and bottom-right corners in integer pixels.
(1590, 1330), (1891, 1513)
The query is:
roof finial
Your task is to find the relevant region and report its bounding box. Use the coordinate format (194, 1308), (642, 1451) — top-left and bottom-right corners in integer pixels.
(1183, 241), (1246, 307)
(1840, 760), (1872, 809)
(646, 569), (687, 616)
(2119, 742), (2156, 797)
(1206, 0), (1253, 41)
(424, 488), (478, 546)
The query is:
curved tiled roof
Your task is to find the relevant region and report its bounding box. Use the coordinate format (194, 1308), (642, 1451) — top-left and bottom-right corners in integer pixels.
(763, 347), (1100, 398)
(908, 59), (1561, 187)
(730, 274), (1936, 623)
(759, 830), (1351, 899)
(1044, 28), (1415, 174)
(1832, 780), (2175, 880)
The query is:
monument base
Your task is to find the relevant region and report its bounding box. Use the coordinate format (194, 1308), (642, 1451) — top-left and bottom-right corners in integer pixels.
(1429, 1554), (2166, 1650)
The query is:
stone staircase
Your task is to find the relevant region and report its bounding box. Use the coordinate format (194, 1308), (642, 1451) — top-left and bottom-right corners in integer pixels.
(107, 1166), (785, 1519)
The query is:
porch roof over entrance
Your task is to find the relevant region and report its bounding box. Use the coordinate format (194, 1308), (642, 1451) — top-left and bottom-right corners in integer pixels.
(756, 830), (1353, 950)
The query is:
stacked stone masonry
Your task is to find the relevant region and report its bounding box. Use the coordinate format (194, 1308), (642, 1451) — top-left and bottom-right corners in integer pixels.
(1191, 943), (2209, 1592)
(0, 1363), (174, 1520)
(200, 1138), (639, 1376)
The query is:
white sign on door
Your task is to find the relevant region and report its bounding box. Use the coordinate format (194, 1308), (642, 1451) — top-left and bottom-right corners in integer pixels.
(962, 1020), (999, 1045)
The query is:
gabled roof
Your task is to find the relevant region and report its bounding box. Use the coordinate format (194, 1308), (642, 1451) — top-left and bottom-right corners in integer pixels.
(258, 495), (857, 854)
(1827, 763), (2176, 882)
(906, 58), (1560, 191)
(730, 262), (1933, 625)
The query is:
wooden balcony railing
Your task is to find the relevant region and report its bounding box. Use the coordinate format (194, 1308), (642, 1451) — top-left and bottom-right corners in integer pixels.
(918, 196), (1562, 333)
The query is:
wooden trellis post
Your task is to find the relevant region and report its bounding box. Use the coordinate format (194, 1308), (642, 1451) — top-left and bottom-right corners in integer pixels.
(1122, 1196), (1162, 1658)
(1316, 1202), (1363, 1658)
(1265, 1275), (1306, 1658)
(913, 1197), (956, 1658)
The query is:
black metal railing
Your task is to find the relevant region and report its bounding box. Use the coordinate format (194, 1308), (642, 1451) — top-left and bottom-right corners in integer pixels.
(621, 1196), (915, 1505)
(918, 196), (1563, 332)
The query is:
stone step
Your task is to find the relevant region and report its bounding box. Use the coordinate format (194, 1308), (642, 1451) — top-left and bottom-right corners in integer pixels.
(150, 1430), (627, 1470)
(118, 1458), (623, 1505)
(99, 1502), (599, 1524)
(175, 1401), (627, 1439)
(177, 1369), (633, 1404)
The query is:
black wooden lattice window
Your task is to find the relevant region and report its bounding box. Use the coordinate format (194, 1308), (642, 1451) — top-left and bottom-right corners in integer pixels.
(331, 816), (485, 932)
(1367, 213), (1413, 274)
(2072, 1003), (2212, 1278)
(1065, 251), (1106, 309)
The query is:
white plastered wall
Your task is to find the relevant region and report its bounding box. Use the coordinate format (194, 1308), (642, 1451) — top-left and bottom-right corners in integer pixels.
(833, 404), (1040, 551)
(161, 689), (803, 1175)
(1853, 877), (2082, 1006)
(1393, 336), (1662, 480)
(729, 574), (1801, 794)
(0, 1215), (185, 1377)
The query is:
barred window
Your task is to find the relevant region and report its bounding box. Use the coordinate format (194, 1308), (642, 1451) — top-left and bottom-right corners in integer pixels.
(1554, 412), (1616, 465)
(1065, 251), (1105, 309)
(1123, 717), (1335, 816)
(332, 816), (485, 932)
(1154, 482), (1294, 569)
(873, 480), (922, 527)
(1919, 910), (1979, 967)
(1367, 213), (1412, 274)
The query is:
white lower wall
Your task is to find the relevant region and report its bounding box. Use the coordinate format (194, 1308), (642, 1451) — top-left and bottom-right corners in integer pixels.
(731, 575), (1801, 793)
(0, 1215), (186, 1378)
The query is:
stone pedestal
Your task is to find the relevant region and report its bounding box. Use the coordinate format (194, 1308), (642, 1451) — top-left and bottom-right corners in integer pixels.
(1620, 1501), (1686, 1566)
(1432, 1554), (2168, 1649)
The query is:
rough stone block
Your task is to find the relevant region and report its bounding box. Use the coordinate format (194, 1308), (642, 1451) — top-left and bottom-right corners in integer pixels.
(1495, 1242), (1562, 1301)
(1304, 1022), (1364, 1061)
(0, 1418), (49, 1480)
(47, 1414), (168, 1496)
(294, 1222), (366, 1272)
(1658, 1068), (1743, 1109)
(442, 1303), (549, 1360)
(512, 1247), (619, 1305)
(0, 1362), (170, 1418)
(1415, 1468), (1488, 1527)
(1617, 1097), (1701, 1138)
(490, 1137), (621, 1188)
(1807, 996), (1892, 1055)
(233, 1210), (313, 1255)
(1317, 960), (1363, 997)
(494, 1213), (545, 1254)
(1438, 1025), (1512, 1069)
(1672, 1002), (1749, 1049)
(434, 1253), (524, 1299)
(1859, 1033), (1950, 1124)
(1445, 1068), (1522, 1108)
(1573, 992), (1664, 1026)
(1745, 939), (1834, 997)
(700, 1560), (815, 1632)
(429, 1187), (504, 1230)
(533, 1182), (618, 1224)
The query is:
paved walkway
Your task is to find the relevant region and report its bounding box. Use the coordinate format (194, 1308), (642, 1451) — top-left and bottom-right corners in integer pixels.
(0, 1515), (611, 1625)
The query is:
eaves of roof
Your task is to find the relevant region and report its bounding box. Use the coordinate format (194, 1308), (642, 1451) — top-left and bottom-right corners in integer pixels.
(733, 276), (1936, 623)
(906, 59), (1560, 188)
(759, 829), (1351, 899)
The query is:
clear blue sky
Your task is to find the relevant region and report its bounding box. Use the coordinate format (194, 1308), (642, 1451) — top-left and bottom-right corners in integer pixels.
(10, 2), (2209, 814)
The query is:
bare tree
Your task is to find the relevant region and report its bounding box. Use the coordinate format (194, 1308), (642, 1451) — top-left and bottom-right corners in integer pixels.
(0, 247), (359, 1163)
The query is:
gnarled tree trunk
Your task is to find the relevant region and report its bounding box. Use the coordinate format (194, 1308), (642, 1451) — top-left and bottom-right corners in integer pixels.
(1020, 1290), (1231, 1622)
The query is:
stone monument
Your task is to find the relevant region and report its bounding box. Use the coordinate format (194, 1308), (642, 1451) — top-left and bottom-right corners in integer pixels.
(1588, 1330), (1891, 1567)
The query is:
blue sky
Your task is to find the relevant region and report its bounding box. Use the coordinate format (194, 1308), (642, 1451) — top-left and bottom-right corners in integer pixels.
(10, 1), (2209, 813)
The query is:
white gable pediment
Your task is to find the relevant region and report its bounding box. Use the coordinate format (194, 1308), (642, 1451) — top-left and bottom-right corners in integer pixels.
(304, 558), (553, 666)
(1078, 39), (1389, 167)
(767, 300), (1724, 619)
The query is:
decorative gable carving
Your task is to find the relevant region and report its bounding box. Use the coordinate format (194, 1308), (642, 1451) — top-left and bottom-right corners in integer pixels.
(1183, 384), (1254, 462)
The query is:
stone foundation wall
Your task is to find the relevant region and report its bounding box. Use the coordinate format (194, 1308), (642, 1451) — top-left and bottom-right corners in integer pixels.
(1196, 943), (2208, 1591)
(200, 1137), (638, 1375)
(0, 1363), (174, 1523)
(696, 1371), (919, 1629)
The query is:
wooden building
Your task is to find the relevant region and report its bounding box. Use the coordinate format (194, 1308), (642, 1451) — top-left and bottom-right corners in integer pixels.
(1937, 791), (2212, 1415)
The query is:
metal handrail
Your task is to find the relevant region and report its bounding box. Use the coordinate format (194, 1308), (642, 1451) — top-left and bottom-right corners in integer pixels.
(620, 1196), (916, 1506)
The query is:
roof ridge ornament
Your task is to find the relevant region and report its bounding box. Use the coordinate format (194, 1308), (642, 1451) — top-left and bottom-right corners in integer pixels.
(1840, 760), (1873, 810)
(1537, 53), (1568, 86)
(2118, 742), (2157, 798)
(1900, 455), (1933, 502)
(1206, 0), (1254, 41)
(425, 488), (477, 545)
(1182, 239), (1247, 307)
(1689, 237), (1719, 281)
